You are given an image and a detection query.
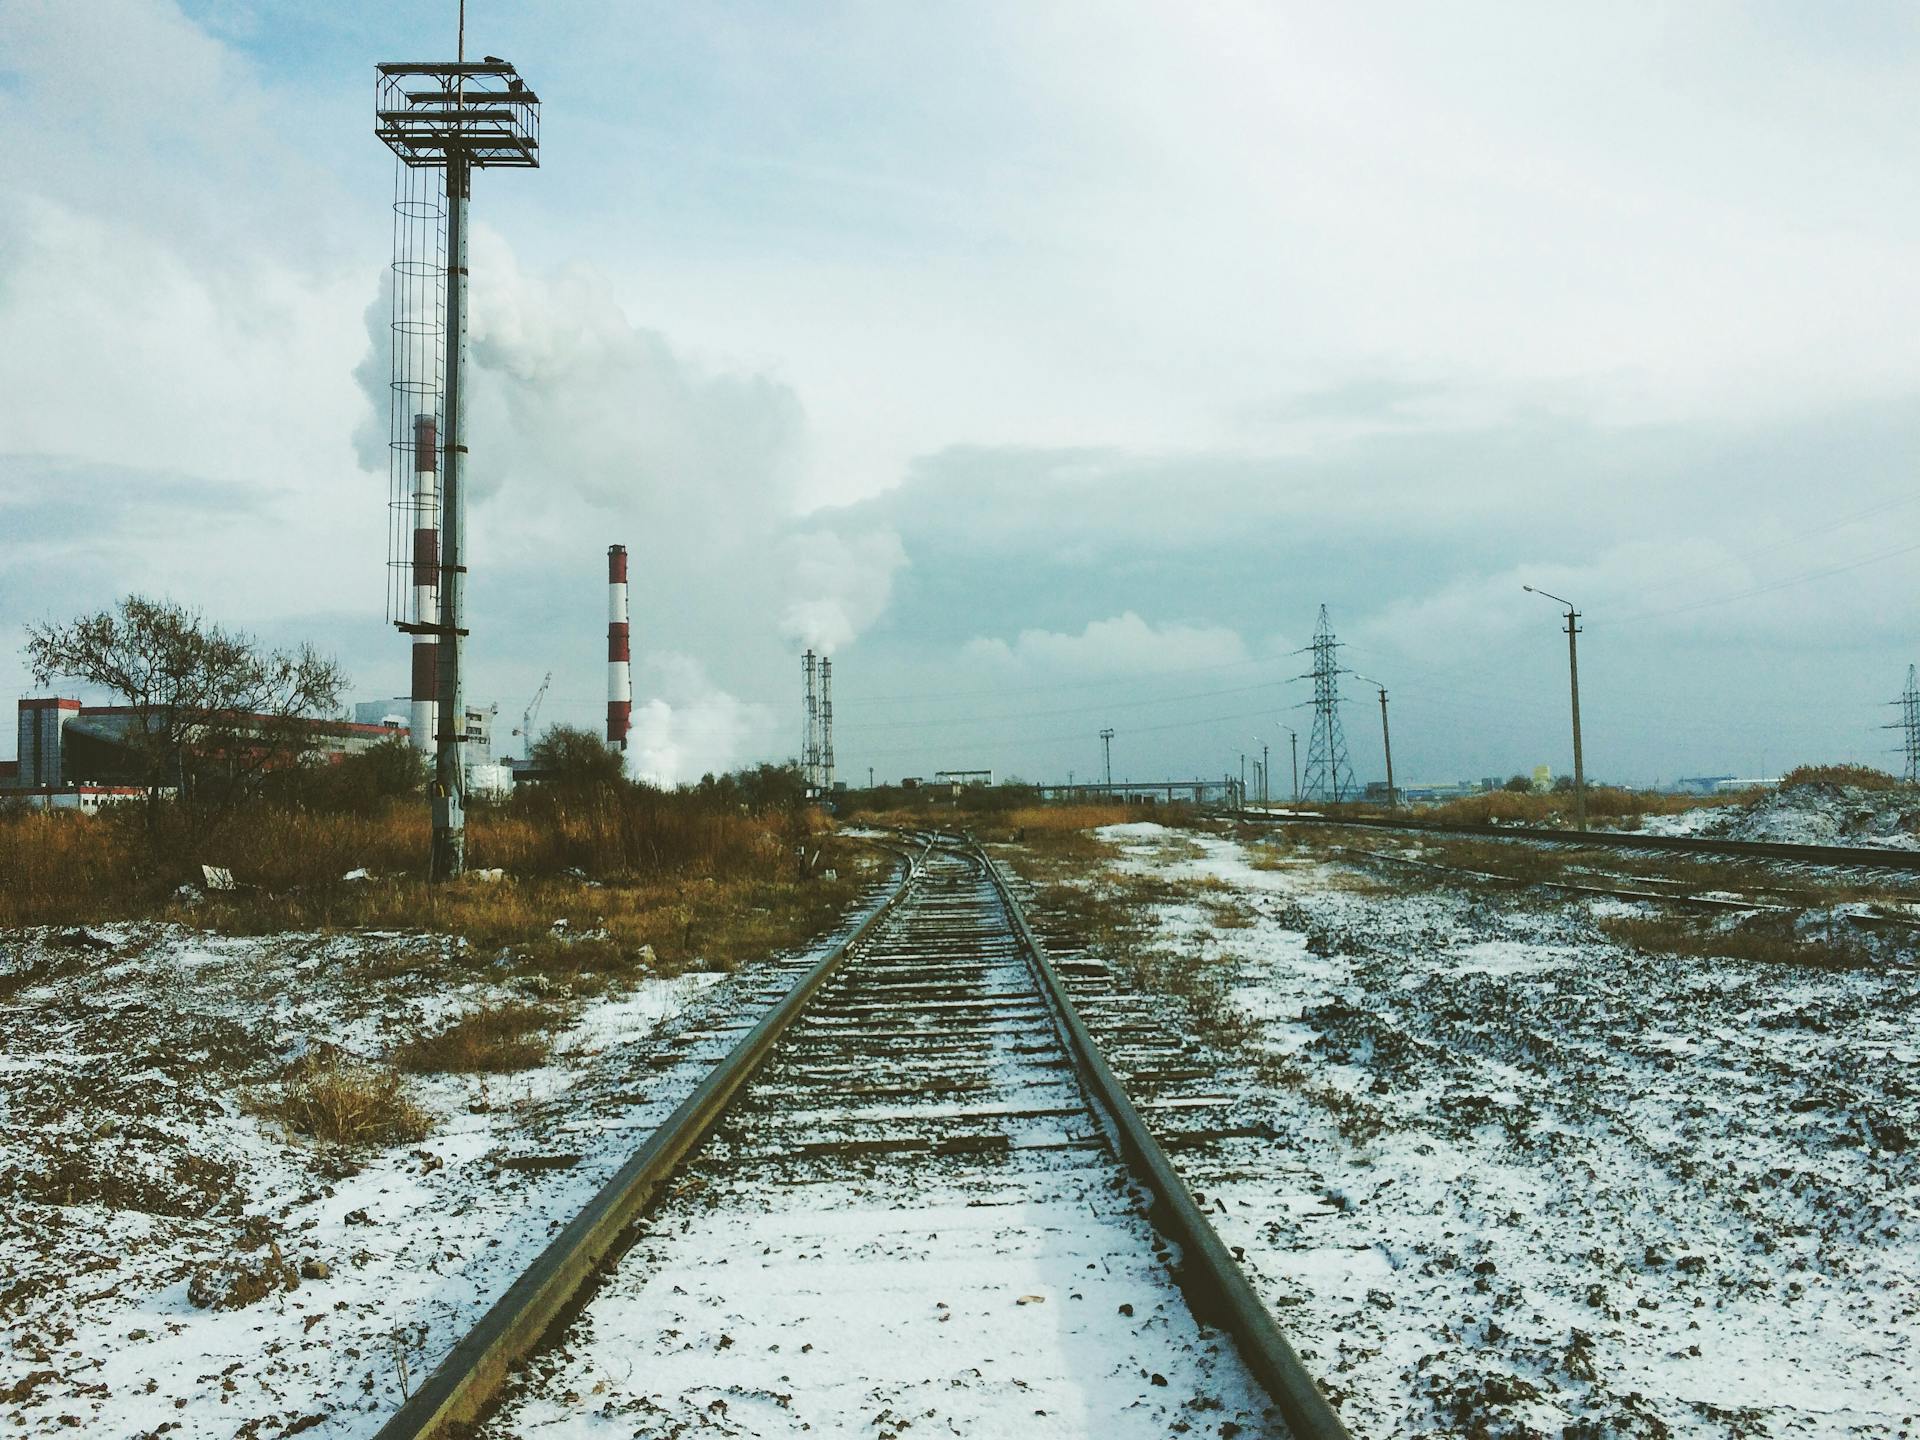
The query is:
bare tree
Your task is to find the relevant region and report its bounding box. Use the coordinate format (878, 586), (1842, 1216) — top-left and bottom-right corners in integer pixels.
(24, 596), (346, 845)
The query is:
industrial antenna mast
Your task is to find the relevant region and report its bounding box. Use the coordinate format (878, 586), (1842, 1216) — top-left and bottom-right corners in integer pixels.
(1888, 664), (1920, 783)
(1294, 605), (1356, 802)
(802, 650), (820, 793)
(819, 656), (835, 793)
(375, 41), (540, 880)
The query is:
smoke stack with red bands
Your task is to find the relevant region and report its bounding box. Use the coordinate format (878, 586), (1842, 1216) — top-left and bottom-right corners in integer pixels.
(410, 413), (439, 754)
(607, 544), (631, 750)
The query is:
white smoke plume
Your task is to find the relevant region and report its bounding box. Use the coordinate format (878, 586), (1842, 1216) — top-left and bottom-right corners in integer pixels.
(778, 528), (908, 654)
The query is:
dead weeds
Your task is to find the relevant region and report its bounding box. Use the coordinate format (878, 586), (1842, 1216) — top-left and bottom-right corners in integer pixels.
(394, 1002), (554, 1074)
(253, 1050), (430, 1148)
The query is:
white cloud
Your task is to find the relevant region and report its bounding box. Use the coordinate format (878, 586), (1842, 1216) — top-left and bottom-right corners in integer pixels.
(962, 612), (1249, 676)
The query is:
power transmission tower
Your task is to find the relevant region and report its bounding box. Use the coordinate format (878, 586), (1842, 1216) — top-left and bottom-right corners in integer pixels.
(1887, 664), (1920, 783)
(820, 656), (835, 792)
(1293, 606), (1356, 802)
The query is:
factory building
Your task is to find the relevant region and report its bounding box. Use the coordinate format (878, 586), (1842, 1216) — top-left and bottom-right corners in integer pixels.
(1, 695), (417, 807)
(351, 698), (512, 796)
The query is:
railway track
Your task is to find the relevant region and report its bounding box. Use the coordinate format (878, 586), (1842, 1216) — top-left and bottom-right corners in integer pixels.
(376, 835), (1346, 1440)
(1236, 809), (1920, 884)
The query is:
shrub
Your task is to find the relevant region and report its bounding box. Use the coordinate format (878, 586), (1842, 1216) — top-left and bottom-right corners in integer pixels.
(394, 1002), (554, 1073)
(1777, 764), (1903, 792)
(256, 1050), (429, 1147)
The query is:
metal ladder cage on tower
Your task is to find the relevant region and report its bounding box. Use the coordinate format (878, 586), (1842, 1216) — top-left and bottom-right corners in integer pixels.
(378, 61), (540, 627)
(375, 58), (540, 881)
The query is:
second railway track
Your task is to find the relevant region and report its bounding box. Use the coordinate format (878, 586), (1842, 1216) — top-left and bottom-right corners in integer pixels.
(380, 837), (1345, 1440)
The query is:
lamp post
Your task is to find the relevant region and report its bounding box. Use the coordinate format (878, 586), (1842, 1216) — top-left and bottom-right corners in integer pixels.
(1353, 673), (1396, 809)
(1523, 585), (1587, 832)
(1282, 725), (1299, 804)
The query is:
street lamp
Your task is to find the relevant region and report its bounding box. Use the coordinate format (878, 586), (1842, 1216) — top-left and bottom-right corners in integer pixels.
(1281, 725), (1299, 804)
(1352, 673), (1396, 809)
(1522, 585), (1587, 832)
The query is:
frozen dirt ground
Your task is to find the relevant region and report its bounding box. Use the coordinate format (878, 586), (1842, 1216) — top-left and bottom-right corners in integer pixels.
(1010, 822), (1920, 1439)
(0, 873), (895, 1438)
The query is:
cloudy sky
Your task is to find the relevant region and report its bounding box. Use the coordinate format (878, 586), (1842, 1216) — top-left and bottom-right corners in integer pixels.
(3, 1), (1917, 789)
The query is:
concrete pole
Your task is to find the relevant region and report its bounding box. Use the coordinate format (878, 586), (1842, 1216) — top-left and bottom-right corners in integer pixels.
(1376, 686), (1396, 809)
(1566, 607), (1587, 832)
(1262, 742), (1269, 805)
(1290, 731), (1300, 803)
(431, 151), (470, 882)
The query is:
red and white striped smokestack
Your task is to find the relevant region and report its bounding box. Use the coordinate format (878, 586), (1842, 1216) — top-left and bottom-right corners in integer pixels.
(409, 412), (439, 755)
(607, 544), (631, 750)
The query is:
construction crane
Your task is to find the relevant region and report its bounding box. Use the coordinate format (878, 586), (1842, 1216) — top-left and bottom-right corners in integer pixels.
(512, 671), (552, 761)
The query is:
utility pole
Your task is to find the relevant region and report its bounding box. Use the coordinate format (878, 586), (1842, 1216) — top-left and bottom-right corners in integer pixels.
(1354, 675), (1396, 808)
(1524, 586), (1587, 832)
(1377, 685), (1396, 809)
(1100, 727), (1115, 791)
(1239, 752), (1246, 810)
(1261, 741), (1270, 805)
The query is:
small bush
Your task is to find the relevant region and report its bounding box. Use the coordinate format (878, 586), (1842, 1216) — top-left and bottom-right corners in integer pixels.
(395, 1002), (554, 1073)
(257, 1051), (429, 1147)
(1598, 913), (1869, 970)
(1777, 764), (1904, 792)
(1417, 786), (1752, 828)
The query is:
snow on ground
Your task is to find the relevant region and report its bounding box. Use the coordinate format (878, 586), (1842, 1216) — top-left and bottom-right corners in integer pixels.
(1634, 783), (1920, 850)
(0, 879), (894, 1437)
(1029, 822), (1920, 1438)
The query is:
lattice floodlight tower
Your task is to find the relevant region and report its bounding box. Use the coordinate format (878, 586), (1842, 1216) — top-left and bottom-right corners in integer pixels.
(820, 656), (835, 793)
(801, 651), (820, 794)
(1293, 605), (1357, 803)
(376, 58), (539, 880)
(1887, 664), (1920, 784)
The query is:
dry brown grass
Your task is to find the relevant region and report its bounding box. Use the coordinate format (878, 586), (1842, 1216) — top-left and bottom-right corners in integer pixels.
(1597, 913), (1871, 970)
(253, 1050), (430, 1148)
(0, 784), (822, 929)
(395, 1002), (554, 1073)
(1417, 787), (1752, 828)
(1777, 764), (1905, 792)
(0, 809), (134, 927)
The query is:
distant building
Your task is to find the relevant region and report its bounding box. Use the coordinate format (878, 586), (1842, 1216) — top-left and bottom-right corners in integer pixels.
(353, 698), (498, 768)
(3, 695), (415, 807)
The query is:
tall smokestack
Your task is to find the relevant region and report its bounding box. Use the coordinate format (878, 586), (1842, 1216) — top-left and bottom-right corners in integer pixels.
(409, 412), (439, 755)
(607, 544), (631, 749)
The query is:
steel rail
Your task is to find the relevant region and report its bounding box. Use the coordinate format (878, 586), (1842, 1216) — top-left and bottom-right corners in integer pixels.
(371, 839), (928, 1440)
(975, 842), (1354, 1440)
(1327, 844), (1799, 913)
(1239, 810), (1920, 873)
